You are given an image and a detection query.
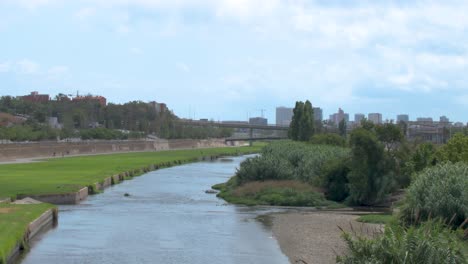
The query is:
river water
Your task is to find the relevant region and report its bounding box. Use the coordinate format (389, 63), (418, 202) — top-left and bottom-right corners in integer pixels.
(21, 155), (289, 264)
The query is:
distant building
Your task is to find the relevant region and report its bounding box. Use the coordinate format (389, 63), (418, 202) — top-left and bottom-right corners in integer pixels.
(276, 107), (293, 126)
(149, 101), (167, 113)
(313, 107), (323, 122)
(397, 114), (409, 123)
(21, 91), (50, 103)
(48, 117), (62, 129)
(249, 117), (268, 126)
(368, 113), (382, 124)
(329, 108), (348, 126)
(417, 117), (433, 123)
(354, 113), (365, 124)
(73, 95), (107, 106)
(440, 116), (449, 123)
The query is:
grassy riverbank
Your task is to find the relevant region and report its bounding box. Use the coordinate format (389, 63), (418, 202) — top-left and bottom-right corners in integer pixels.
(0, 203), (56, 263)
(213, 177), (342, 208)
(0, 145), (262, 199)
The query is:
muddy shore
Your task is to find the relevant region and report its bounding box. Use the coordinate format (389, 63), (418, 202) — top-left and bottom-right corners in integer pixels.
(270, 211), (382, 264)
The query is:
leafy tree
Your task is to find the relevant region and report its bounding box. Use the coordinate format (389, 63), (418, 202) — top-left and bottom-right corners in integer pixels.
(289, 100), (315, 141)
(411, 143), (437, 172)
(360, 118), (375, 131)
(289, 101), (304, 140)
(437, 133), (468, 163)
(298, 100), (315, 141)
(338, 119), (347, 137)
(347, 128), (395, 205)
(375, 123), (404, 154)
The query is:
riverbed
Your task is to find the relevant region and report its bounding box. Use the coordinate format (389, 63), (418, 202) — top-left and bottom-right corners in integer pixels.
(20, 155), (289, 264)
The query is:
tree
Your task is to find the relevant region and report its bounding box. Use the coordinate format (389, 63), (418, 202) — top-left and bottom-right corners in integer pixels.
(375, 123), (404, 154)
(288, 101), (304, 140)
(338, 119), (347, 137)
(298, 100), (314, 141)
(289, 100), (315, 141)
(347, 128), (395, 205)
(437, 133), (468, 163)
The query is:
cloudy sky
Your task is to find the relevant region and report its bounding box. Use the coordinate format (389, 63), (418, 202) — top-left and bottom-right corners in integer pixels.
(1, 0), (468, 123)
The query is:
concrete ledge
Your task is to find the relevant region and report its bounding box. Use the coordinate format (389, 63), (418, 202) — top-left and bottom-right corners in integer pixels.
(17, 187), (88, 205)
(6, 208), (57, 264)
(0, 197), (11, 204)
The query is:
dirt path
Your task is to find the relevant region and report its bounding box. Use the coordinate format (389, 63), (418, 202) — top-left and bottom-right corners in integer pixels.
(271, 211), (382, 264)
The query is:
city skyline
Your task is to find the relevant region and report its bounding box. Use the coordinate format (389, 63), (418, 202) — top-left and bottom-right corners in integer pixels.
(1, 1), (468, 123)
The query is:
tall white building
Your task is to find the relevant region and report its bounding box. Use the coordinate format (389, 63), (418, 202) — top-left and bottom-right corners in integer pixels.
(397, 114), (409, 123)
(368, 113), (382, 124)
(354, 113), (365, 124)
(276, 107), (293, 126)
(313, 107), (323, 122)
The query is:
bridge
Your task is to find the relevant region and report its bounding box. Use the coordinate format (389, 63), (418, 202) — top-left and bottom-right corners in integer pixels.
(176, 120), (289, 131)
(176, 120), (289, 145)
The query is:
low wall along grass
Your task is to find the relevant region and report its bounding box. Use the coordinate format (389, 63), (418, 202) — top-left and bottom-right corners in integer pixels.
(0, 145), (263, 200)
(0, 203), (56, 264)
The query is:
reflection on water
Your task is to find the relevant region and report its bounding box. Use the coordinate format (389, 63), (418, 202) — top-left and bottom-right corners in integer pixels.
(21, 155), (289, 264)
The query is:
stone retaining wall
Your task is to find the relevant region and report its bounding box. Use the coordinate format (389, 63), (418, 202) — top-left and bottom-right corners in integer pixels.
(17, 187), (89, 205)
(6, 208), (56, 264)
(0, 139), (226, 161)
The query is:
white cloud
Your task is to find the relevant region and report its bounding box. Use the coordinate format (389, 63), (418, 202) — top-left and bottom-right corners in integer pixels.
(176, 62), (191, 73)
(47, 65), (69, 79)
(0, 62), (11, 72)
(16, 59), (40, 74)
(74, 7), (96, 20)
(130, 47), (143, 55)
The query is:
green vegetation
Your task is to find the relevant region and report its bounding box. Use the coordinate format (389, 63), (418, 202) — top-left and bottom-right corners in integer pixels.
(288, 100), (315, 141)
(213, 178), (340, 207)
(400, 162), (468, 228)
(347, 128), (395, 205)
(0, 145), (262, 199)
(235, 141), (350, 184)
(337, 221), (467, 263)
(213, 141), (350, 207)
(0, 95), (233, 141)
(310, 133), (346, 147)
(0, 203), (56, 263)
(356, 213), (395, 224)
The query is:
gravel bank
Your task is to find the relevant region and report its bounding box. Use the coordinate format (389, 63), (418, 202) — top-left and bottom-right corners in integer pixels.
(271, 211), (382, 264)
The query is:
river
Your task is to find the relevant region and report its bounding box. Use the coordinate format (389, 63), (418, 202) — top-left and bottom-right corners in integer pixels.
(21, 155), (289, 264)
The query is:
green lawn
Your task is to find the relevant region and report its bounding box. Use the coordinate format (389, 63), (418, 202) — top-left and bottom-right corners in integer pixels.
(0, 145), (263, 199)
(0, 203), (56, 263)
(356, 213), (395, 224)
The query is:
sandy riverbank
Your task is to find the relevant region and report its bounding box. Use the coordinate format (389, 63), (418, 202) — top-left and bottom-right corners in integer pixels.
(270, 211), (382, 264)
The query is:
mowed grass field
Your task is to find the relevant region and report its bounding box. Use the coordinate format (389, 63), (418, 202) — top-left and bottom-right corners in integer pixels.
(0, 203), (56, 263)
(0, 145), (263, 199)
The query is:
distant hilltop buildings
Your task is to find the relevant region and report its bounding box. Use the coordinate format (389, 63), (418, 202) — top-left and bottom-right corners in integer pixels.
(21, 91), (50, 103)
(20, 91), (107, 106)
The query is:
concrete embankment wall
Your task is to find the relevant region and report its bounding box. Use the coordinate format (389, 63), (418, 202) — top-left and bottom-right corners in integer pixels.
(16, 187), (89, 205)
(6, 208), (57, 264)
(0, 139), (226, 161)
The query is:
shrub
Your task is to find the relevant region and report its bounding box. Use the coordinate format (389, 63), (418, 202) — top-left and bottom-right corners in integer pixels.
(321, 161), (350, 202)
(400, 162), (468, 227)
(235, 141), (350, 184)
(337, 221), (466, 263)
(310, 133), (346, 147)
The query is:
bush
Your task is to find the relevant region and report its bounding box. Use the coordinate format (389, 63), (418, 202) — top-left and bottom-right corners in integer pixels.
(337, 221), (466, 263)
(400, 163), (468, 227)
(320, 160), (350, 202)
(235, 141), (350, 184)
(310, 133), (346, 147)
